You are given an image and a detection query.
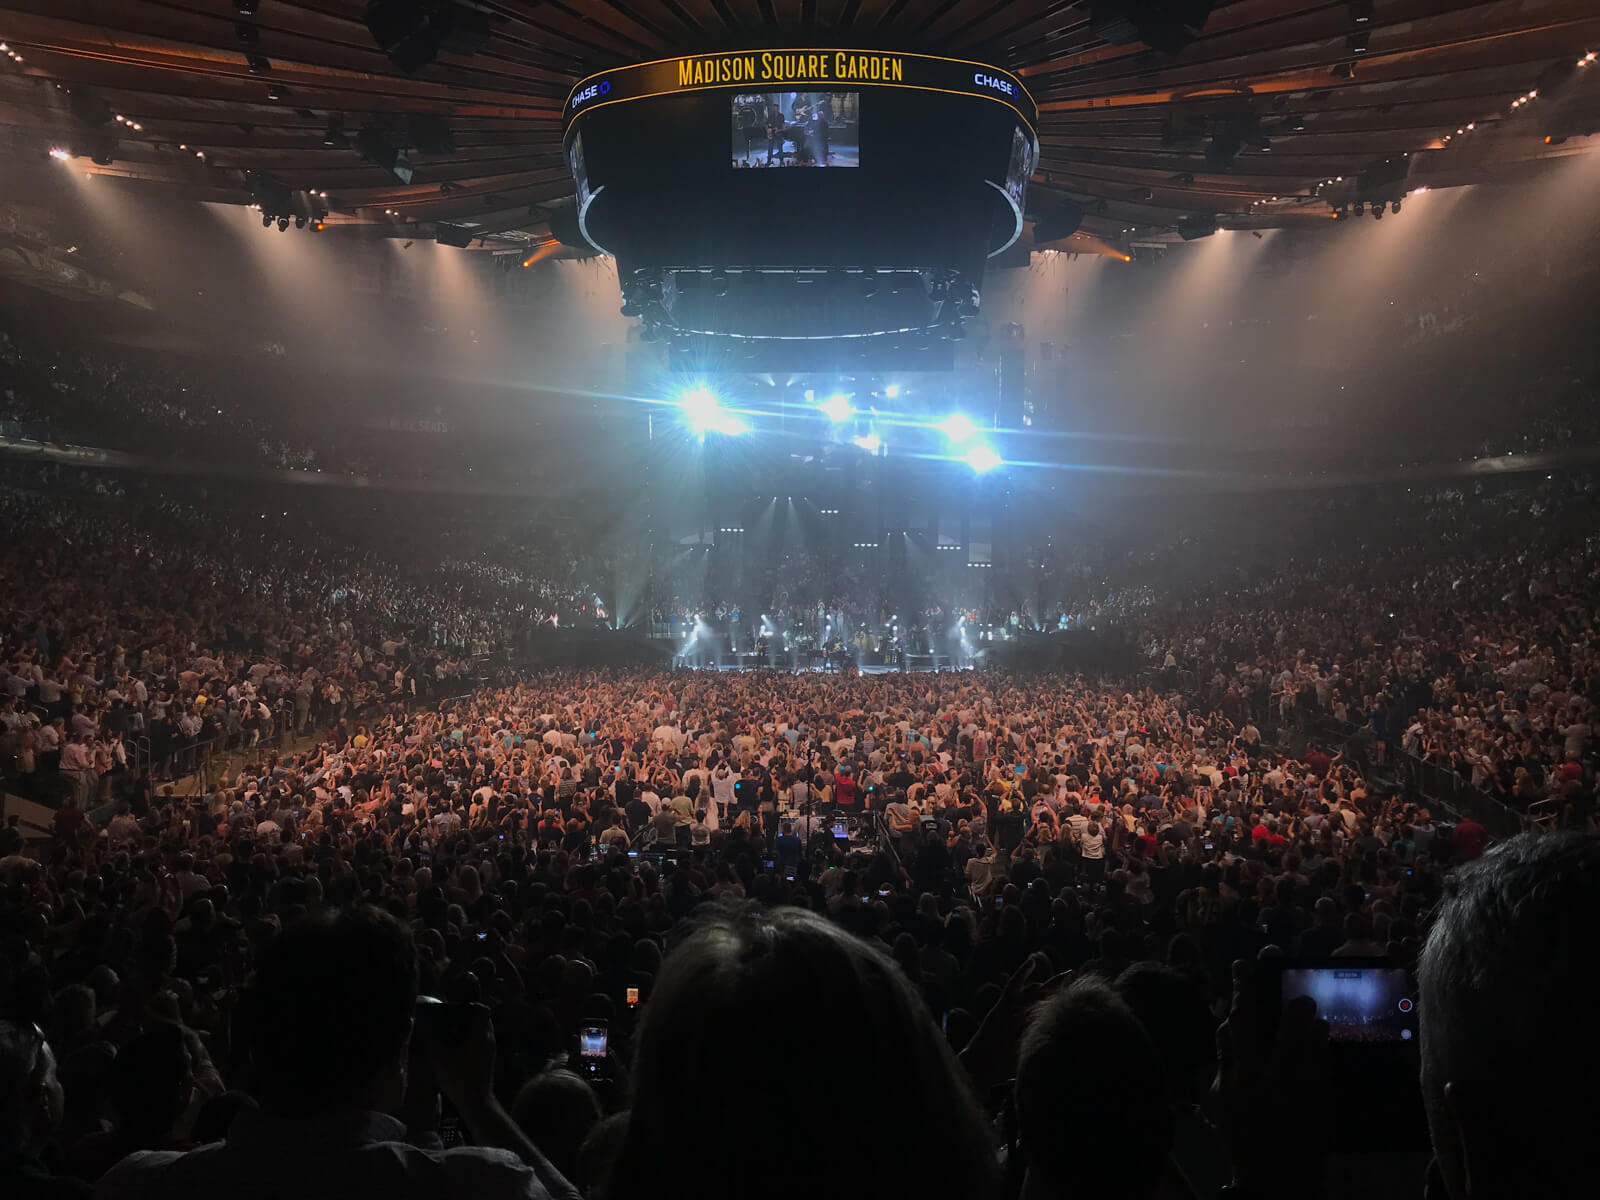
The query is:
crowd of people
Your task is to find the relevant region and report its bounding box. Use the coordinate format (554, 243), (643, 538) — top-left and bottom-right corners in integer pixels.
(1, 651), (1592, 1199)
(1094, 475), (1600, 827)
(2, 366), (1599, 1200)
(0, 467), (591, 802)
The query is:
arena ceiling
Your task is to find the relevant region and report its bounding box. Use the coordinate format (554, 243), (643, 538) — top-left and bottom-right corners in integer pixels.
(0, 0), (1596, 254)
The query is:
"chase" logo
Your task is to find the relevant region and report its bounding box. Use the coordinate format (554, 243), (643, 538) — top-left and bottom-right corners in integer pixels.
(570, 79), (612, 109)
(973, 72), (1016, 97)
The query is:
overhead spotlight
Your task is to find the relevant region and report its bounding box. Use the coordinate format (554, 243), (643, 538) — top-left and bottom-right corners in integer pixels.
(964, 444), (1002, 473)
(294, 214), (307, 228)
(235, 0), (260, 13)
(820, 394), (853, 423)
(356, 126), (413, 183)
(312, 219), (326, 232)
(70, 89), (114, 127)
(262, 213), (273, 228)
(323, 115), (344, 146)
(365, 0), (492, 75)
(853, 433), (881, 453)
(48, 146), (69, 160)
(1371, 204), (1383, 220)
(266, 84), (288, 102)
(1391, 199), (1401, 214)
(1348, 0), (1373, 22)
(407, 113), (455, 155)
(1089, 0), (1215, 55)
(883, 383), (900, 399)
(237, 23), (260, 45)
(247, 54), (271, 74)
(939, 413), (977, 442)
(277, 215), (290, 231)
(1205, 133), (1242, 170)
(1347, 31), (1369, 54)
(1353, 200), (1365, 215)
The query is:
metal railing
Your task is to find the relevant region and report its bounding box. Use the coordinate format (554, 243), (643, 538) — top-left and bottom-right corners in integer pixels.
(1393, 752), (1526, 840)
(1303, 715), (1526, 839)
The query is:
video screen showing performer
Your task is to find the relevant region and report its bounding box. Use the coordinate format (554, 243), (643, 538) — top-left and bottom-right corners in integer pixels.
(731, 92), (859, 167)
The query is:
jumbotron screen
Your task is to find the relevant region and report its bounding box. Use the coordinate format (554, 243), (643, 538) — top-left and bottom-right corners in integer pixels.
(562, 50), (1036, 266)
(731, 92), (859, 168)
(560, 49), (1038, 360)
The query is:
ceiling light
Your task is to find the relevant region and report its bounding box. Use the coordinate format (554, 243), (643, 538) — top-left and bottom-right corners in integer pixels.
(48, 147), (69, 160)
(820, 394), (853, 423)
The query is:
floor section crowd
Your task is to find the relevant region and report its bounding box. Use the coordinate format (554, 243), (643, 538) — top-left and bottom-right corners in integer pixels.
(0, 468), (1597, 1200)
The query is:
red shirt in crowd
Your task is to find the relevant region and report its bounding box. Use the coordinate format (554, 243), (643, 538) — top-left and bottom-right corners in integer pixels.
(1252, 823), (1287, 849)
(835, 774), (859, 810)
(1452, 818), (1487, 861)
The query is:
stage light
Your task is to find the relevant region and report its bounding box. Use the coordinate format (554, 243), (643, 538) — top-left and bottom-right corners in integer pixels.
(49, 147), (69, 160)
(262, 214), (273, 228)
(277, 216), (290, 231)
(680, 386), (719, 431)
(1391, 199), (1401, 214)
(853, 433), (881, 453)
(964, 444), (1001, 472)
(939, 413), (977, 442)
(820, 393), (853, 422)
(679, 387), (746, 438)
(883, 383), (900, 399)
